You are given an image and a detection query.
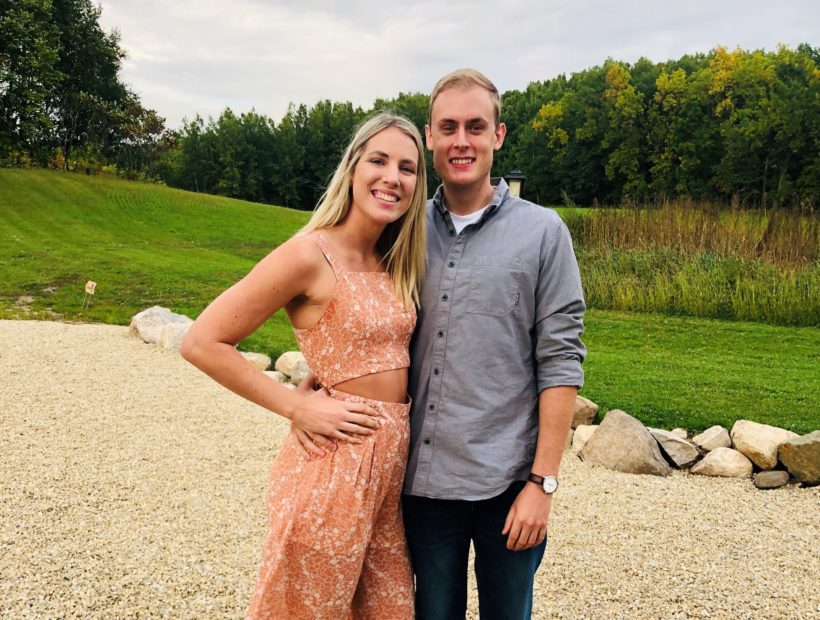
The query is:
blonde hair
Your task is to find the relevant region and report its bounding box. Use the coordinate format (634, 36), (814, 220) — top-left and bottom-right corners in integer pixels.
(428, 68), (501, 125)
(301, 112), (427, 307)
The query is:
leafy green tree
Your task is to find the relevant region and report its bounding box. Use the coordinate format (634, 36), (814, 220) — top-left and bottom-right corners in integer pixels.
(50, 0), (129, 164)
(0, 0), (60, 163)
(601, 62), (648, 200)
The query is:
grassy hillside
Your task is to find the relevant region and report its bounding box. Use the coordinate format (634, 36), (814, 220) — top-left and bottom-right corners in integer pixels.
(1, 169), (817, 433)
(0, 168), (307, 353)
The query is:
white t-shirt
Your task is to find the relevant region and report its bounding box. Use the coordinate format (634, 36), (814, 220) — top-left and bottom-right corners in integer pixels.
(449, 206), (488, 234)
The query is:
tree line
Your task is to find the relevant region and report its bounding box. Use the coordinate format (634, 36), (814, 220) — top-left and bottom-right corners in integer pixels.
(1, 2), (817, 209)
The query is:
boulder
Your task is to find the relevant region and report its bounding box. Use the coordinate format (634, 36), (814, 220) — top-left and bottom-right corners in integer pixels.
(649, 428), (700, 468)
(690, 447), (752, 478)
(692, 425), (731, 452)
(730, 420), (799, 470)
(753, 470), (790, 490)
(581, 410), (671, 476)
(241, 351), (271, 371)
(288, 359), (311, 386)
(778, 431), (820, 485)
(572, 425), (598, 454)
(158, 321), (192, 351)
(572, 395), (599, 428)
(275, 351), (307, 378)
(670, 428), (688, 439)
(130, 306), (192, 345)
(264, 370), (289, 384)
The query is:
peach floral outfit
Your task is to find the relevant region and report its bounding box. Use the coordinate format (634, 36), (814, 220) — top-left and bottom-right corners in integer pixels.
(245, 233), (416, 619)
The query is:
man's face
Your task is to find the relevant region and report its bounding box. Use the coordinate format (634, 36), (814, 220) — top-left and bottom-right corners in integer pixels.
(425, 85), (506, 190)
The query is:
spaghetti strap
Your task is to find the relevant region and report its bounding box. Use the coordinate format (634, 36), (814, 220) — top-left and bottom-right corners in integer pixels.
(311, 232), (346, 276)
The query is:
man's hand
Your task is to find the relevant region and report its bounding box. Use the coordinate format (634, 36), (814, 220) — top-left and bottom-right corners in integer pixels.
(501, 482), (551, 551)
(288, 371), (380, 459)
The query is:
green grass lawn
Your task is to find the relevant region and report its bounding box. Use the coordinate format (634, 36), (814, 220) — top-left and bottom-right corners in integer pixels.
(2, 169), (817, 434)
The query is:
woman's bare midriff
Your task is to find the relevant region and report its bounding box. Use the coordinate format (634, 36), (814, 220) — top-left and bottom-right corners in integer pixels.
(333, 368), (409, 404)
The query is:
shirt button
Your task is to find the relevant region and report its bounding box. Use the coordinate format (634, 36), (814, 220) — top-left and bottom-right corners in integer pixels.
(433, 368), (440, 375)
(448, 261), (455, 268)
(423, 438), (431, 445)
(437, 331), (444, 338)
(429, 404), (435, 410)
(442, 294), (448, 301)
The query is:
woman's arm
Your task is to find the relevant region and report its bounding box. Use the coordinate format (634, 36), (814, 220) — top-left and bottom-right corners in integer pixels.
(180, 236), (381, 441)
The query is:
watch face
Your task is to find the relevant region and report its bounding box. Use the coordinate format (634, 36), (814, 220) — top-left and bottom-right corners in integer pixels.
(543, 476), (558, 494)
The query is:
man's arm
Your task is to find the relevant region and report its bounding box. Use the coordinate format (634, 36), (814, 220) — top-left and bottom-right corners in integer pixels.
(502, 385), (576, 551)
(502, 213), (586, 551)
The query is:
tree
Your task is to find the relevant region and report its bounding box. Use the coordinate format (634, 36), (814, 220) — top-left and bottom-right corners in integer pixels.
(50, 0), (129, 165)
(0, 0), (60, 163)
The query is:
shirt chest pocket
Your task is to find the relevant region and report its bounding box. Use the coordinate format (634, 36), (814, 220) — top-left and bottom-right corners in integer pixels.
(466, 256), (523, 317)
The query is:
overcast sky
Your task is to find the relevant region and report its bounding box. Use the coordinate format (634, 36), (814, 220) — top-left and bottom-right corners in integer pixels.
(98, 0), (819, 129)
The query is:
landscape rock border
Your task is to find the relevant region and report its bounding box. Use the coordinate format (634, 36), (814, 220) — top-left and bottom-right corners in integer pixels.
(130, 307), (818, 489)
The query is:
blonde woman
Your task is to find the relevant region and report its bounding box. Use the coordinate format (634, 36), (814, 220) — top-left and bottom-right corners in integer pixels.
(181, 112), (427, 619)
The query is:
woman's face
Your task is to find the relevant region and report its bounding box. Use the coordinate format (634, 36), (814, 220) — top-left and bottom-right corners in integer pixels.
(350, 126), (419, 227)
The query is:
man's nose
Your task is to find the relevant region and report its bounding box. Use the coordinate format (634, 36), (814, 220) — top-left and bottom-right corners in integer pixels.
(454, 126), (469, 147)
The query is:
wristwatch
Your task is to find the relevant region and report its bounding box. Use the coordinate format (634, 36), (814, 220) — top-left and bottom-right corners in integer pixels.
(527, 473), (559, 494)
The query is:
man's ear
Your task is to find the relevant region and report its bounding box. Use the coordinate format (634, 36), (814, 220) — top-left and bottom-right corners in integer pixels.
(425, 124), (433, 150)
(494, 122), (507, 151)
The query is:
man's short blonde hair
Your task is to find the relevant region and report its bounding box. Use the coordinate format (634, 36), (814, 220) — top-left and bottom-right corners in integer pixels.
(428, 68), (501, 125)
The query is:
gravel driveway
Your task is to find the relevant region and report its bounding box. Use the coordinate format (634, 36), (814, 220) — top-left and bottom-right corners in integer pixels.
(1, 320), (817, 619)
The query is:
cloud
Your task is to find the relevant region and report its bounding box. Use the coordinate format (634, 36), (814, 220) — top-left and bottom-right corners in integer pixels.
(98, 0), (820, 128)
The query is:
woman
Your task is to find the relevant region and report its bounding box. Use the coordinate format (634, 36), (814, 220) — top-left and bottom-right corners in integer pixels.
(180, 112), (427, 619)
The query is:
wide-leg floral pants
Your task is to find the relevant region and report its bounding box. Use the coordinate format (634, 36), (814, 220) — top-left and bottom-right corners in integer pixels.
(245, 388), (414, 620)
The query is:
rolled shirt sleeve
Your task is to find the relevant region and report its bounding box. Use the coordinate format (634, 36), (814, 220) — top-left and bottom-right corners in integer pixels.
(534, 213), (586, 392)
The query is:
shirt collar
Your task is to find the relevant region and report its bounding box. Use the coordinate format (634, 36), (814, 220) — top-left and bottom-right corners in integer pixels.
(432, 178), (510, 228)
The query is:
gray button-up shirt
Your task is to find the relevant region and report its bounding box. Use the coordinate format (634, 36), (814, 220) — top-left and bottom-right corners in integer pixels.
(403, 179), (586, 501)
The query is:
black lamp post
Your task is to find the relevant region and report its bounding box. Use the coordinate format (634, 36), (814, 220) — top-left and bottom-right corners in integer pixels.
(506, 169), (525, 198)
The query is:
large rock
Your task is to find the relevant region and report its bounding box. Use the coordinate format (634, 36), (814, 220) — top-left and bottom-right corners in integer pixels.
(753, 470), (790, 490)
(158, 321), (192, 351)
(670, 428), (688, 440)
(241, 351), (271, 371)
(572, 425), (598, 454)
(649, 428), (700, 468)
(288, 359), (311, 386)
(581, 410), (671, 476)
(690, 447), (753, 478)
(572, 395), (599, 428)
(275, 351), (307, 378)
(130, 306), (192, 345)
(264, 370), (289, 384)
(692, 425), (731, 452)
(730, 420), (799, 470)
(778, 431), (820, 485)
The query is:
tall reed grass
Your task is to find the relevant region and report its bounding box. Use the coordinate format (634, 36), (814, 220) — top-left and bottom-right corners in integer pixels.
(564, 202), (819, 326)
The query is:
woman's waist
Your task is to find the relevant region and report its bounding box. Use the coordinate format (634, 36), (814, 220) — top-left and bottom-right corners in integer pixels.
(326, 371), (411, 414)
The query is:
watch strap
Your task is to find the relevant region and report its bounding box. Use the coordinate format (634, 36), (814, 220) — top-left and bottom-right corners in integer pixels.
(527, 473), (545, 486)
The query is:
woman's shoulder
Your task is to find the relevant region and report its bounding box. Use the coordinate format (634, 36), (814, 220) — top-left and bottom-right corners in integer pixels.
(258, 232), (327, 278)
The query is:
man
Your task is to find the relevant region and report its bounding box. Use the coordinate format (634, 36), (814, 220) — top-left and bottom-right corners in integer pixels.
(401, 68), (586, 619)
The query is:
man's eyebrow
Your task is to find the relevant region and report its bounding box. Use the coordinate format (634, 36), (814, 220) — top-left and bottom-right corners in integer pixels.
(437, 117), (488, 125)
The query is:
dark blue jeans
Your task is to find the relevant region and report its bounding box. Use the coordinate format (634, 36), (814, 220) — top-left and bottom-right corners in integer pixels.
(402, 481), (547, 620)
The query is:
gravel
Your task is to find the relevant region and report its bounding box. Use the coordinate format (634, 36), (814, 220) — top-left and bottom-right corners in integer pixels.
(1, 319), (817, 619)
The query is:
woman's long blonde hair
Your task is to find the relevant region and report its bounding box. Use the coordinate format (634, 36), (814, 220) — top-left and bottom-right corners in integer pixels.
(301, 112), (427, 307)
